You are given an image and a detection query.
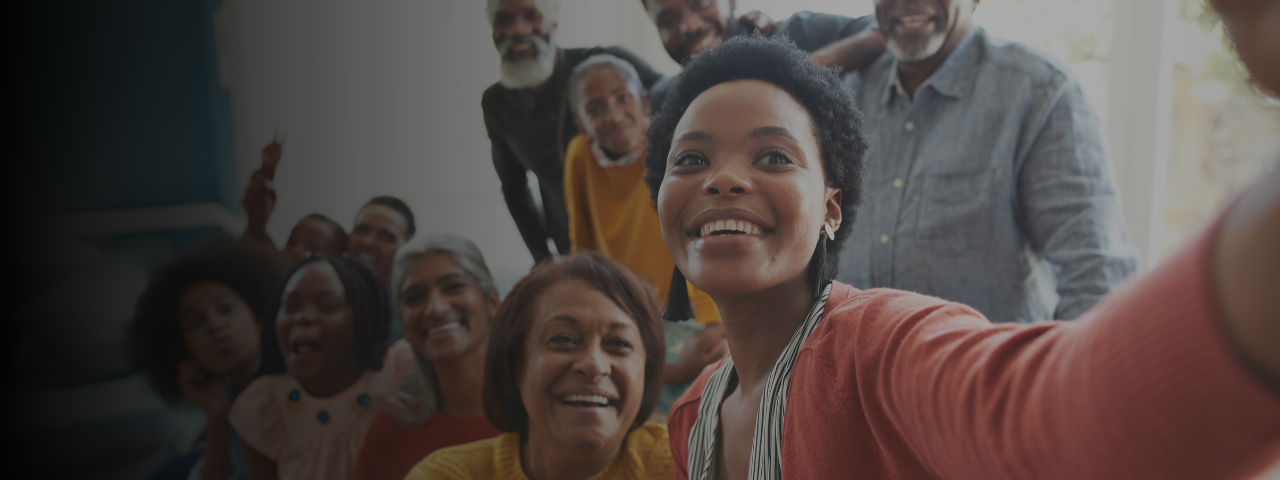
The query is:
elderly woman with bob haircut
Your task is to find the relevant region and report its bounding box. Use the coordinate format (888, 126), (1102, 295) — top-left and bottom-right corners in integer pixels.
(353, 234), (503, 480)
(405, 251), (674, 479)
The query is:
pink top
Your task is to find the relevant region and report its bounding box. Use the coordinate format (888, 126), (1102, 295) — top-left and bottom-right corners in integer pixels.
(229, 371), (379, 480)
(668, 222), (1280, 479)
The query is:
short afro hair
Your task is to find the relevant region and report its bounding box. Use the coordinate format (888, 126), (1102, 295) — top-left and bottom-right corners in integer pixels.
(642, 35), (867, 316)
(362, 196), (416, 241)
(127, 234), (291, 404)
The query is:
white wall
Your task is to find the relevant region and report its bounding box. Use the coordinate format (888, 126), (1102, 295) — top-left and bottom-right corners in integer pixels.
(221, 0), (676, 278)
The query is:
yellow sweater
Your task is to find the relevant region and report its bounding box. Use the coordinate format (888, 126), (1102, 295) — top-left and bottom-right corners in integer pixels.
(563, 135), (721, 323)
(404, 423), (674, 480)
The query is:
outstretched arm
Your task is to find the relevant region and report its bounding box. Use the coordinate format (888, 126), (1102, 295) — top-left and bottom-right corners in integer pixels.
(866, 168), (1280, 479)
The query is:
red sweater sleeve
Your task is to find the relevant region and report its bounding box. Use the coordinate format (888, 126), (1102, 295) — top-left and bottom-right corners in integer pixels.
(843, 221), (1280, 479)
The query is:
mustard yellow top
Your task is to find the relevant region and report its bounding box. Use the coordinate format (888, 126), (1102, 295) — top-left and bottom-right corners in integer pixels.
(404, 422), (674, 480)
(563, 134), (721, 323)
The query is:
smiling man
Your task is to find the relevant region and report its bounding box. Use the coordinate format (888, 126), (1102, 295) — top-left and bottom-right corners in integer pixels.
(837, 0), (1138, 323)
(347, 196), (415, 287)
(482, 0), (665, 264)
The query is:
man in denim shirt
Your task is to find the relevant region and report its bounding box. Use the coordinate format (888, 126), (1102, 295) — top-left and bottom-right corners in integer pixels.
(837, 0), (1138, 323)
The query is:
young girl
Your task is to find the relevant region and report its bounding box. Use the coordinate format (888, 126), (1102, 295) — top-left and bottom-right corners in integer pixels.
(229, 253), (391, 480)
(129, 235), (290, 480)
(646, 36), (1280, 479)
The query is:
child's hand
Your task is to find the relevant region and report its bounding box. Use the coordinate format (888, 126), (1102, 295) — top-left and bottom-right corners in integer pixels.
(177, 360), (232, 416)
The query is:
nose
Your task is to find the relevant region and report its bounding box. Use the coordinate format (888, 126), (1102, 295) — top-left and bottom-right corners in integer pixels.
(603, 104), (627, 129)
(423, 291), (449, 318)
(207, 311), (229, 331)
(679, 9), (709, 36)
(511, 16), (535, 37)
(292, 305), (318, 326)
(704, 164), (751, 196)
(573, 342), (611, 381)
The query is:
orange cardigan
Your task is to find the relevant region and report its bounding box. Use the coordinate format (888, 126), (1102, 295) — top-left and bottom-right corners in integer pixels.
(668, 223), (1280, 479)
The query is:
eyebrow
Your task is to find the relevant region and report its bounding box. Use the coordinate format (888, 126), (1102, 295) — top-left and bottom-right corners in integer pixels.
(748, 126), (798, 141)
(546, 316), (636, 331)
(676, 130), (714, 143)
(549, 315), (578, 325)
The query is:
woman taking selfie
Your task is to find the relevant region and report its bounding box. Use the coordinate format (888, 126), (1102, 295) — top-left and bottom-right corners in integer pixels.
(405, 252), (673, 480)
(648, 35), (1280, 480)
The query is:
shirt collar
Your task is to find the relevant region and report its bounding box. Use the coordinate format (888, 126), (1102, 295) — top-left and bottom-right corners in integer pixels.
(591, 140), (643, 168)
(882, 26), (984, 104)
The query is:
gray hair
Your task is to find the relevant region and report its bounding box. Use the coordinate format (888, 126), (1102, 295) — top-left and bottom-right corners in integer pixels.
(568, 54), (646, 124)
(485, 0), (560, 25)
(391, 233), (497, 300)
(380, 233), (496, 425)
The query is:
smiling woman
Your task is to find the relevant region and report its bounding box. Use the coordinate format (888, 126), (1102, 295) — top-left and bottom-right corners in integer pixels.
(650, 35), (1280, 480)
(351, 235), (504, 480)
(405, 252), (673, 480)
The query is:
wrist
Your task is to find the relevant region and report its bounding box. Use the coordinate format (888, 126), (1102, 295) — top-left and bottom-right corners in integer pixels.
(203, 404), (232, 421)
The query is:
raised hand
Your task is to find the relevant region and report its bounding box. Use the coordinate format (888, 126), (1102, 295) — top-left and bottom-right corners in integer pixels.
(739, 10), (775, 37)
(260, 130), (284, 181)
(241, 133), (283, 246)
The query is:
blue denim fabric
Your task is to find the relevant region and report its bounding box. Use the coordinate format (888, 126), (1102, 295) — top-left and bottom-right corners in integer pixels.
(838, 27), (1138, 323)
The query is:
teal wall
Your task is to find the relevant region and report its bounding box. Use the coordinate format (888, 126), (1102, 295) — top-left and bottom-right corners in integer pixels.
(19, 0), (238, 216)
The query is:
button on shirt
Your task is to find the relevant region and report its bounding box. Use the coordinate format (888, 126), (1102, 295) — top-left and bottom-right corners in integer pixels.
(838, 27), (1138, 323)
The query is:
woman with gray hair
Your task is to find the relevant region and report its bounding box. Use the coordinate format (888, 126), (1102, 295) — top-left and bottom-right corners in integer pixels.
(351, 234), (502, 480)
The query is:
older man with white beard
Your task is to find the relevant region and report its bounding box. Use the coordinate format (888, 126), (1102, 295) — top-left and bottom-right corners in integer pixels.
(836, 0), (1139, 324)
(481, 0), (664, 264)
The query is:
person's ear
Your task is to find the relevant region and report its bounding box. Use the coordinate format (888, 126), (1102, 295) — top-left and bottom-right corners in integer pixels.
(824, 187), (843, 233)
(640, 92), (651, 117)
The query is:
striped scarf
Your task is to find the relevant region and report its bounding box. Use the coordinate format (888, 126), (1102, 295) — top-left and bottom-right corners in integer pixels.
(685, 284), (832, 480)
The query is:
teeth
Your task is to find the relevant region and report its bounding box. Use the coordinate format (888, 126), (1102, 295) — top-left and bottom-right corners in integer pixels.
(899, 15), (931, 27)
(428, 323), (461, 335)
(563, 394), (609, 406)
(698, 219), (763, 237)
